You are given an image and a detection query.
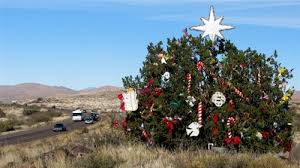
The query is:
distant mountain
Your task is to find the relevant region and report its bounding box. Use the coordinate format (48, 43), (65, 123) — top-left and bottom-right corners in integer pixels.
(0, 83), (122, 102)
(0, 83), (77, 101)
(292, 91), (300, 102)
(79, 85), (121, 94)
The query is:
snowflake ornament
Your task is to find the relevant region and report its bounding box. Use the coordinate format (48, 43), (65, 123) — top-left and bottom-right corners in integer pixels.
(211, 92), (226, 107)
(191, 6), (234, 42)
(186, 96), (196, 107)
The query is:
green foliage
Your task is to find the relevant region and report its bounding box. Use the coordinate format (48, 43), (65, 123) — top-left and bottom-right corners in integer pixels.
(122, 35), (294, 152)
(0, 120), (14, 132)
(23, 105), (41, 115)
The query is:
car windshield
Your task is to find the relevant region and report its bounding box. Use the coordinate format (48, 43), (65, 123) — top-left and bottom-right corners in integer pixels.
(55, 124), (63, 127)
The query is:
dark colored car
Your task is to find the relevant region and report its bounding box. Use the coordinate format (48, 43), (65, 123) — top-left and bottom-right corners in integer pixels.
(52, 123), (67, 132)
(84, 117), (94, 124)
(91, 112), (99, 121)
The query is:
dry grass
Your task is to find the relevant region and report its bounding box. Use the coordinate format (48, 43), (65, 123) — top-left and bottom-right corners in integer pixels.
(0, 113), (299, 168)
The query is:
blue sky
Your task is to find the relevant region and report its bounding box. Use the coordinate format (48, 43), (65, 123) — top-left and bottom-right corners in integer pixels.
(0, 0), (300, 90)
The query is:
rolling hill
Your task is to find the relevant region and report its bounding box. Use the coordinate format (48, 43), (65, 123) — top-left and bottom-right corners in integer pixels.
(0, 83), (121, 102)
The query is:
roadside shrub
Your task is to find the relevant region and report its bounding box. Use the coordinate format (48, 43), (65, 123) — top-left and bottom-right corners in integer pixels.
(29, 113), (52, 125)
(36, 97), (43, 103)
(23, 105), (41, 115)
(26, 110), (62, 125)
(73, 151), (123, 168)
(0, 108), (5, 118)
(0, 120), (14, 132)
(294, 112), (300, 131)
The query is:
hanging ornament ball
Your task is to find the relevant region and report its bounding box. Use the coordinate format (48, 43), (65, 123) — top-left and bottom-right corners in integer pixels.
(211, 92), (226, 107)
(170, 101), (180, 110)
(186, 122), (201, 137)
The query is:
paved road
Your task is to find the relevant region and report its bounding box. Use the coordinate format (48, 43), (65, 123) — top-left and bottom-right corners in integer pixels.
(0, 108), (87, 146)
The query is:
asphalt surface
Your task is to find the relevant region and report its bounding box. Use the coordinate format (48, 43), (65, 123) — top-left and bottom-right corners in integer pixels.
(0, 109), (87, 146)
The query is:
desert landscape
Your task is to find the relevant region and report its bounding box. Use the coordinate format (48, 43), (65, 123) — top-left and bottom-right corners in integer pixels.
(1, 0), (300, 167)
(0, 83), (299, 167)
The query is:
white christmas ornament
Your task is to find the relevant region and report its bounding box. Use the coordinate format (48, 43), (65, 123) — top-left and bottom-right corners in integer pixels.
(162, 72), (170, 82)
(256, 132), (263, 140)
(158, 53), (167, 64)
(186, 96), (196, 107)
(186, 122), (201, 137)
(123, 88), (138, 111)
(211, 92), (226, 107)
(161, 72), (171, 87)
(191, 6), (234, 42)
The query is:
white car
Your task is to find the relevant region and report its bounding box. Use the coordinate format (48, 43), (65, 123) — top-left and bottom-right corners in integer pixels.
(72, 109), (83, 121)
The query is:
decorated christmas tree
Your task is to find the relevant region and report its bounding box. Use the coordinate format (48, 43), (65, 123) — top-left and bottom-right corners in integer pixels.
(119, 6), (294, 153)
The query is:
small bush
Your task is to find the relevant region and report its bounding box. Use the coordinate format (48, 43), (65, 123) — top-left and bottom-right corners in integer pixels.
(0, 120), (14, 132)
(23, 105), (41, 115)
(293, 113), (300, 131)
(73, 152), (123, 168)
(29, 113), (52, 125)
(0, 108), (5, 118)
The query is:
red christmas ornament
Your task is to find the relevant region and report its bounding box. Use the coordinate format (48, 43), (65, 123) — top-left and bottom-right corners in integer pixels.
(212, 113), (219, 124)
(233, 136), (241, 145)
(163, 117), (175, 136)
(225, 137), (232, 145)
(153, 88), (163, 97)
(196, 61), (204, 71)
(262, 130), (269, 139)
(240, 63), (247, 70)
(142, 130), (149, 140)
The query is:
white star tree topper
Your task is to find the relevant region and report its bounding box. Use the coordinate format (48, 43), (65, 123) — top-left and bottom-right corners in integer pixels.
(191, 6), (234, 42)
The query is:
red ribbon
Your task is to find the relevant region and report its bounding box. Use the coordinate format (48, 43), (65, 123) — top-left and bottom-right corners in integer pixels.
(163, 117), (175, 136)
(233, 136), (241, 145)
(212, 113), (219, 124)
(117, 94), (125, 112)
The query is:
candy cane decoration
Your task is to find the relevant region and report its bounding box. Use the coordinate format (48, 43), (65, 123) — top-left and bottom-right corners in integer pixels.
(227, 117), (235, 138)
(233, 86), (244, 98)
(258, 68), (261, 86)
(196, 61), (204, 71)
(197, 102), (203, 127)
(186, 73), (192, 94)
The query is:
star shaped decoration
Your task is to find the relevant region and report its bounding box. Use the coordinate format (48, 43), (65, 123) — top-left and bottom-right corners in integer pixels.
(191, 6), (234, 42)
